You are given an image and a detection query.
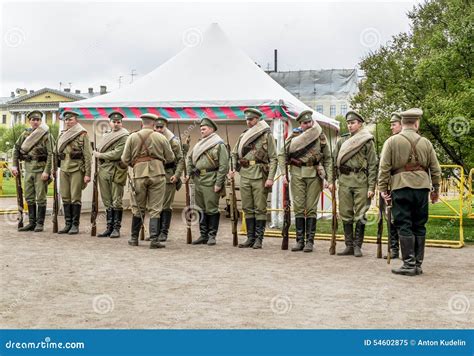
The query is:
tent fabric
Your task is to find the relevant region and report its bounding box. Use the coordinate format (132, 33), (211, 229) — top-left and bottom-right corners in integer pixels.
(60, 23), (339, 130)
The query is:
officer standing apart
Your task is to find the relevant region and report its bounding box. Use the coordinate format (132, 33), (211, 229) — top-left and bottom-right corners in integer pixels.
(12, 111), (53, 232)
(384, 112), (403, 259)
(121, 113), (175, 248)
(278, 110), (333, 252)
(378, 108), (441, 276)
(186, 118), (229, 246)
(334, 111), (377, 257)
(56, 110), (92, 235)
(94, 111), (129, 238)
(229, 108), (277, 249)
(153, 117), (184, 242)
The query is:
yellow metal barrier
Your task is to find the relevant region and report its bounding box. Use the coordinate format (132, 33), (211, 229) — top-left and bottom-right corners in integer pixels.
(241, 164), (466, 249)
(468, 168), (474, 219)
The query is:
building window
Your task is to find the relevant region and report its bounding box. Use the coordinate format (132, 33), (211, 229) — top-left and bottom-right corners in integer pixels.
(340, 104), (347, 116)
(330, 105), (336, 117)
(2, 115), (6, 124)
(316, 105), (323, 114)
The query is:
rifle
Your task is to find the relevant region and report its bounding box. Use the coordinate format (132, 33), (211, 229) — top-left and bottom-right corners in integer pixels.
(386, 198), (392, 264)
(225, 124), (239, 247)
(127, 170), (145, 241)
(328, 129), (337, 255)
(12, 128), (24, 229)
(177, 123), (192, 244)
(52, 150), (59, 233)
(90, 141), (99, 236)
(375, 119), (383, 258)
(281, 141), (291, 250)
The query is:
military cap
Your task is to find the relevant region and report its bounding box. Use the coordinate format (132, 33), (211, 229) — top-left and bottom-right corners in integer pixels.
(155, 117), (169, 127)
(345, 110), (365, 123)
(27, 110), (43, 120)
(390, 112), (402, 123)
(140, 113), (158, 121)
(108, 111), (124, 121)
(400, 108), (423, 120)
(200, 117), (218, 131)
(61, 110), (80, 120)
(296, 110), (313, 123)
(244, 108), (263, 120)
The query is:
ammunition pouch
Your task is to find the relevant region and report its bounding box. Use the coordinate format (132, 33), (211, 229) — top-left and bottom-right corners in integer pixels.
(164, 162), (177, 170)
(192, 167), (219, 177)
(34, 154), (48, 162)
(69, 150), (84, 160)
(175, 178), (183, 191)
(289, 158), (318, 167)
(339, 165), (367, 175)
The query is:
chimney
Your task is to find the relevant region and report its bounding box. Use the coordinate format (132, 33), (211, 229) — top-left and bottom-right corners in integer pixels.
(10, 92), (15, 98)
(75, 89), (81, 94)
(64, 88), (71, 93)
(100, 85), (107, 94)
(274, 49), (278, 72)
(88, 87), (93, 94)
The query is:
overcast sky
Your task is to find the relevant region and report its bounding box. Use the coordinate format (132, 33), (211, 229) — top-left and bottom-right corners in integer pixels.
(0, 1), (422, 97)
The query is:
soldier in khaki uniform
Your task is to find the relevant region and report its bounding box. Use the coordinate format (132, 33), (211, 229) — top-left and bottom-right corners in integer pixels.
(56, 110), (92, 235)
(186, 118), (229, 246)
(153, 117), (184, 242)
(12, 111), (53, 232)
(277, 110), (333, 252)
(378, 108), (441, 276)
(229, 108), (277, 249)
(334, 111), (377, 257)
(121, 113), (175, 248)
(384, 112), (403, 259)
(94, 111), (129, 238)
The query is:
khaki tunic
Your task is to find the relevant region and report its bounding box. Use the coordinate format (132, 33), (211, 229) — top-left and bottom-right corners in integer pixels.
(162, 135), (184, 211)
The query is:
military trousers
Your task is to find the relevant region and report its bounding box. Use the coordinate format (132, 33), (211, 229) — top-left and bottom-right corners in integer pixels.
(132, 175), (165, 218)
(338, 184), (369, 223)
(162, 182), (177, 211)
(98, 168), (124, 209)
(290, 176), (323, 218)
(195, 184), (220, 215)
(60, 170), (85, 205)
(240, 176), (269, 220)
(392, 188), (429, 237)
(24, 171), (48, 206)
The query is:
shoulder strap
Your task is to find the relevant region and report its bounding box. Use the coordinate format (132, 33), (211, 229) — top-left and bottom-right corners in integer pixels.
(399, 133), (422, 165)
(137, 130), (154, 157)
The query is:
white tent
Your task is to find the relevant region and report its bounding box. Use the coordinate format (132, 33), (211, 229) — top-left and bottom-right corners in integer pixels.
(60, 23), (339, 130)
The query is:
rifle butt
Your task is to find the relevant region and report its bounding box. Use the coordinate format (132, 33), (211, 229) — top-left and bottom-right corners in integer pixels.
(186, 228), (192, 244)
(140, 225), (145, 240)
(376, 241), (382, 259)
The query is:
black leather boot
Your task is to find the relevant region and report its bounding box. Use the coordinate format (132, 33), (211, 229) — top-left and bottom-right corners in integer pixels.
(150, 218), (165, 249)
(68, 204), (81, 235)
(158, 209), (172, 242)
(128, 215), (142, 246)
(192, 212), (209, 245)
(415, 235), (425, 275)
(19, 203), (36, 231)
(109, 209), (122, 238)
(34, 205), (46, 232)
(338, 223), (354, 255)
(252, 220), (266, 249)
(303, 217), (316, 252)
(292, 217), (306, 251)
(354, 221), (365, 257)
(207, 213), (221, 246)
(392, 234), (416, 276)
(98, 208), (114, 237)
(239, 217), (256, 248)
(58, 203), (72, 234)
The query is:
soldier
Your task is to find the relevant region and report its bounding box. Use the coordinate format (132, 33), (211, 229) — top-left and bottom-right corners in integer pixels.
(384, 112), (402, 259)
(12, 111), (53, 232)
(278, 110), (333, 252)
(334, 111), (377, 257)
(229, 108), (277, 249)
(153, 117), (184, 242)
(378, 108), (441, 276)
(121, 113), (175, 248)
(56, 110), (92, 235)
(94, 111), (129, 238)
(186, 118), (229, 246)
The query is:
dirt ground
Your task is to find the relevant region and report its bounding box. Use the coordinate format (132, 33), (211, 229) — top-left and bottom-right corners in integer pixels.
(1, 210), (473, 329)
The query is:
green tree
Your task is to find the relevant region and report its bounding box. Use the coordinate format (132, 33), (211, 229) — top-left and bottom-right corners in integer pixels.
(352, 0), (473, 172)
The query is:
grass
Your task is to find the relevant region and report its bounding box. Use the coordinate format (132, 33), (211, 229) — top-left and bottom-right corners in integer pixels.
(0, 177), (55, 196)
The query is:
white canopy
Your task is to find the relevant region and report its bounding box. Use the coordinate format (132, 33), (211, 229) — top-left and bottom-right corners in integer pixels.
(61, 23), (338, 130)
